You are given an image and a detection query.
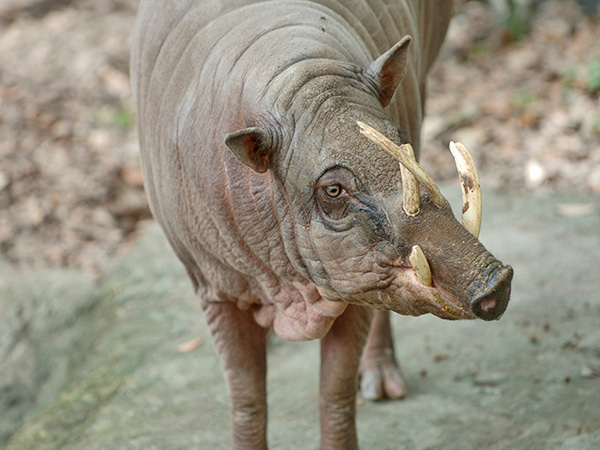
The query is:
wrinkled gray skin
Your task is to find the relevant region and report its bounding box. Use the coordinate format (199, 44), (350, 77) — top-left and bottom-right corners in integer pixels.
(131, 1), (513, 448)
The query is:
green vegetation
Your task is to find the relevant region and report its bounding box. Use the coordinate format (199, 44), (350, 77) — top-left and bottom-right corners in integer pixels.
(586, 59), (600, 93)
(94, 106), (136, 130)
(468, 42), (493, 60)
(502, 0), (530, 42)
(511, 86), (536, 111)
(110, 109), (136, 130)
(480, 0), (531, 42)
(561, 39), (600, 95)
(591, 114), (600, 138)
(561, 63), (578, 89)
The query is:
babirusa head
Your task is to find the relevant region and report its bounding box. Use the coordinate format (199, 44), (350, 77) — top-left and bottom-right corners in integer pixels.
(356, 121), (511, 321)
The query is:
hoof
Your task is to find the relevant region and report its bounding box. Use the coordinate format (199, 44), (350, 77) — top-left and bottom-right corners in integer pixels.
(359, 352), (407, 401)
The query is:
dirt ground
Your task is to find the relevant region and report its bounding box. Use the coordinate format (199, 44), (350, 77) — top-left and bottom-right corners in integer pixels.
(0, 0), (599, 271)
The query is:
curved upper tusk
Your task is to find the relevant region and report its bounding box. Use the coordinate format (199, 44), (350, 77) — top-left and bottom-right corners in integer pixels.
(409, 245), (432, 286)
(399, 143), (420, 216)
(357, 121), (446, 208)
(449, 141), (482, 239)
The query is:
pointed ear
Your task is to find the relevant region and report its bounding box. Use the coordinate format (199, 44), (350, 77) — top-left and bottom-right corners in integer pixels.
(224, 127), (272, 173)
(365, 35), (412, 108)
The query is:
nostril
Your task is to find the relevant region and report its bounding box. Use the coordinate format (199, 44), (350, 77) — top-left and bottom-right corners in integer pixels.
(479, 295), (497, 313)
(472, 291), (504, 320)
(471, 265), (513, 321)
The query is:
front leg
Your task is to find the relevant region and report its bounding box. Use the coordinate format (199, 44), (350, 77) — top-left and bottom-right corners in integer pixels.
(319, 305), (372, 450)
(359, 310), (407, 401)
(203, 302), (268, 450)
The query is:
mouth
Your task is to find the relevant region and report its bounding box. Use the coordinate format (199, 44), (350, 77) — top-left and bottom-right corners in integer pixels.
(392, 258), (476, 320)
(396, 270), (475, 319)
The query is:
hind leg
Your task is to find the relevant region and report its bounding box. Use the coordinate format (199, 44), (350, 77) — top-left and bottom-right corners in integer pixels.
(359, 310), (407, 401)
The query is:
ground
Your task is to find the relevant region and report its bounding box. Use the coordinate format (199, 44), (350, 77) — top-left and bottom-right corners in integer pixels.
(2, 188), (600, 449)
(1, 0), (599, 448)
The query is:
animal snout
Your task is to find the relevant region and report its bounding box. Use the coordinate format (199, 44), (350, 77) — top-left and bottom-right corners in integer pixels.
(470, 265), (513, 321)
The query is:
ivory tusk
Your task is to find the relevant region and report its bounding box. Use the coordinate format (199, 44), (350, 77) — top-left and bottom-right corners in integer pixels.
(409, 245), (432, 286)
(399, 143), (420, 216)
(449, 141), (482, 239)
(357, 121), (446, 208)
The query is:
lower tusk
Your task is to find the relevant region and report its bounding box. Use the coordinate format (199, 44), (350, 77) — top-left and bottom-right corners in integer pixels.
(409, 245), (432, 286)
(449, 141), (482, 239)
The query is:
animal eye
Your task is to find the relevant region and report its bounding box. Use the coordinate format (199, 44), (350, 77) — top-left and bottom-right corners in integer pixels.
(323, 184), (342, 198)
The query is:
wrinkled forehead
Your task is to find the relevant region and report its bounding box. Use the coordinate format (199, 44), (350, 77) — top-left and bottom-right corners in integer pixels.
(320, 116), (406, 196)
(279, 112), (408, 198)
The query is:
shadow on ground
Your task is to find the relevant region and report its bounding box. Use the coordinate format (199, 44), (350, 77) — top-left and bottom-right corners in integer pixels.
(2, 188), (600, 449)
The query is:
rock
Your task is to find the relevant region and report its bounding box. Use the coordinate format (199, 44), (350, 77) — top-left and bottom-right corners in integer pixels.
(0, 260), (98, 446)
(505, 47), (540, 72)
(525, 159), (547, 190)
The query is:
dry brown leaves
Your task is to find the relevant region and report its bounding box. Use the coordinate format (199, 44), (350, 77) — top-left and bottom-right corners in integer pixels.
(0, 0), (598, 270)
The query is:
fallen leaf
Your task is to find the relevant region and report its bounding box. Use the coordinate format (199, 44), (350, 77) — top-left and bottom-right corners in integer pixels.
(556, 202), (597, 218)
(177, 336), (205, 353)
(581, 365), (600, 378)
(120, 167), (145, 188)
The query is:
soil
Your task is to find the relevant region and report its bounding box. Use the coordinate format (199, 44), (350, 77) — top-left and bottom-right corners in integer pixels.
(0, 0), (599, 270)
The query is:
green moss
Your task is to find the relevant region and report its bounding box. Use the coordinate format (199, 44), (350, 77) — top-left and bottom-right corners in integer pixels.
(5, 363), (127, 450)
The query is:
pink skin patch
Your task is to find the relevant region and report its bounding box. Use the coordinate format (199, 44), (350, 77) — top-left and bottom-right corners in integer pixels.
(253, 261), (478, 342)
(479, 295), (497, 313)
(252, 283), (348, 341)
